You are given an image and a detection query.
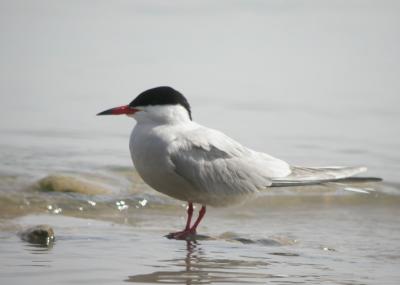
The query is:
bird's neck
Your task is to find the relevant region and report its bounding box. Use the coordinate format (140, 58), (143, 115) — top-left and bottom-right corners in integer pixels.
(134, 105), (192, 125)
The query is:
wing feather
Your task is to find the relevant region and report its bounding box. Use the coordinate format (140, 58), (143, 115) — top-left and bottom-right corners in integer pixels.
(168, 127), (290, 198)
(271, 166), (368, 187)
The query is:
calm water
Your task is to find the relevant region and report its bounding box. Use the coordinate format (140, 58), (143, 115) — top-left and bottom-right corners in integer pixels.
(1, 1), (400, 284)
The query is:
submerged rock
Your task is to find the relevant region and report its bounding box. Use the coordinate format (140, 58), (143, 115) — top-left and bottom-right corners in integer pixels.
(36, 175), (109, 195)
(219, 232), (292, 246)
(18, 224), (55, 246)
(165, 232), (212, 241)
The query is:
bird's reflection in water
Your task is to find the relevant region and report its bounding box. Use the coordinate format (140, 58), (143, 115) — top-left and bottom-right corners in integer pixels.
(125, 240), (274, 284)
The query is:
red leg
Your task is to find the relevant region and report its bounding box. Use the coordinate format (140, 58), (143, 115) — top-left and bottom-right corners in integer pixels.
(189, 205), (206, 233)
(184, 202), (193, 231)
(167, 203), (206, 240)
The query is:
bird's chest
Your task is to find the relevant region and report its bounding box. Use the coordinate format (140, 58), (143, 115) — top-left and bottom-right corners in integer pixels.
(129, 126), (176, 190)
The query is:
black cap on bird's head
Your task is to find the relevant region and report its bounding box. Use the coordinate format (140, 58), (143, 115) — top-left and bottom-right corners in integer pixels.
(97, 86), (192, 120)
(129, 86), (191, 119)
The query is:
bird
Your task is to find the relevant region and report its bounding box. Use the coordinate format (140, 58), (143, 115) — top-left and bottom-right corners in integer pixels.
(97, 86), (378, 239)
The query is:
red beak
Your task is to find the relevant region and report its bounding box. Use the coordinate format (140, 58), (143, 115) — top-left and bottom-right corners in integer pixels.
(97, 105), (138, 116)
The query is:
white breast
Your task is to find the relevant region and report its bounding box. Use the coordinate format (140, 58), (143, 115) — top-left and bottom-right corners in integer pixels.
(129, 123), (199, 203)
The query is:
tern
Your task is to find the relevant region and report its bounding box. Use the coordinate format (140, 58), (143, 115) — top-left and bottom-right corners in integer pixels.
(97, 86), (375, 239)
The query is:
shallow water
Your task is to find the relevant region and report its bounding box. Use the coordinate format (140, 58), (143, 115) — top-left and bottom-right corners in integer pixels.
(0, 128), (399, 285)
(1, 0), (400, 284)
(1, 197), (399, 285)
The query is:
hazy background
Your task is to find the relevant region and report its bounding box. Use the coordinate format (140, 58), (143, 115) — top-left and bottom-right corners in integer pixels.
(0, 0), (399, 177)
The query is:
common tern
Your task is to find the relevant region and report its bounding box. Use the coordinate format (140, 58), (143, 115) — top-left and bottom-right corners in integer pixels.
(98, 86), (372, 239)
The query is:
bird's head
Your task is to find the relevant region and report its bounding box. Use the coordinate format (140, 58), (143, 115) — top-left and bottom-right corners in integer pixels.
(97, 86), (192, 124)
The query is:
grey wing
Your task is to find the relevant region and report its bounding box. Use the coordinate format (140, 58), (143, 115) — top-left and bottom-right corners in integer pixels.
(168, 128), (289, 199)
(169, 144), (272, 197)
(271, 166), (368, 187)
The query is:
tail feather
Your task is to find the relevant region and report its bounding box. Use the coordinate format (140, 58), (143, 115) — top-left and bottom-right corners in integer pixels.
(271, 166), (372, 187)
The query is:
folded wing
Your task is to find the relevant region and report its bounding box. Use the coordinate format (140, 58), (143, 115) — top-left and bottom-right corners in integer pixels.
(168, 126), (372, 192)
(168, 127), (290, 197)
